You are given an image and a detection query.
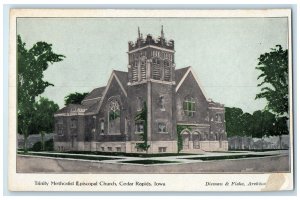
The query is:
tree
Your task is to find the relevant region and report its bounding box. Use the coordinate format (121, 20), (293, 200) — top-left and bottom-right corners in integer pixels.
(225, 107), (244, 137)
(225, 105), (287, 149)
(225, 107), (245, 149)
(64, 92), (88, 105)
(33, 97), (59, 150)
(252, 110), (276, 149)
(240, 112), (253, 137)
(31, 139), (54, 151)
(17, 35), (65, 153)
(255, 45), (289, 149)
(272, 116), (289, 149)
(135, 102), (150, 153)
(255, 45), (288, 116)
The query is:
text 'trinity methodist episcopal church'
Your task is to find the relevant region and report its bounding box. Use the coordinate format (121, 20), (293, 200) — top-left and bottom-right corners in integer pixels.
(54, 27), (228, 154)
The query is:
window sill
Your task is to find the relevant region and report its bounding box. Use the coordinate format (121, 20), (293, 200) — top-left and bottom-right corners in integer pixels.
(158, 132), (168, 134)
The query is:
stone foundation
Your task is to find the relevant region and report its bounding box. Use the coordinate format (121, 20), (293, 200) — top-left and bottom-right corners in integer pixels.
(54, 142), (71, 151)
(198, 141), (228, 152)
(180, 141), (228, 153)
(147, 141), (178, 153)
(92, 142), (126, 152)
(54, 140), (228, 153)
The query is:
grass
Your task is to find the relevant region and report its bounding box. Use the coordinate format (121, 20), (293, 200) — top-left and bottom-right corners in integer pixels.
(184, 154), (277, 161)
(120, 159), (179, 165)
(64, 151), (195, 157)
(18, 152), (119, 161)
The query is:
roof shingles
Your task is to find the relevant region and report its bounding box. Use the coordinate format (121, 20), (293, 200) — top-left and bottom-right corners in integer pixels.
(175, 66), (190, 85)
(82, 86), (106, 101)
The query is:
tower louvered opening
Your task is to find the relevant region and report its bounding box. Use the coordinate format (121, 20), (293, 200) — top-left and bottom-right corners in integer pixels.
(140, 60), (146, 80)
(152, 58), (161, 80)
(132, 65), (138, 82)
(164, 60), (171, 81)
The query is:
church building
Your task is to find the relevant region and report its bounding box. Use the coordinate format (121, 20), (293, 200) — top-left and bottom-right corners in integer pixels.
(54, 27), (228, 154)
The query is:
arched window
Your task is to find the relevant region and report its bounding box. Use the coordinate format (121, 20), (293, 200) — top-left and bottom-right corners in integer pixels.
(108, 99), (121, 134)
(99, 119), (104, 134)
(159, 95), (165, 111)
(158, 122), (167, 133)
(109, 100), (120, 120)
(136, 97), (143, 111)
(70, 119), (77, 129)
(183, 97), (196, 117)
(192, 132), (200, 149)
(215, 113), (222, 122)
(57, 120), (64, 136)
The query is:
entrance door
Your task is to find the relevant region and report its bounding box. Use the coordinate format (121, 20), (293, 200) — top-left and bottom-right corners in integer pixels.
(193, 139), (200, 149)
(183, 134), (189, 150)
(71, 135), (77, 150)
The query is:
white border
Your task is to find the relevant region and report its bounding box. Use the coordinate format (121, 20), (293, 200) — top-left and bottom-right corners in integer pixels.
(8, 8), (294, 192)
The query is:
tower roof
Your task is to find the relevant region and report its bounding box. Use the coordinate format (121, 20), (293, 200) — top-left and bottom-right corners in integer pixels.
(128, 26), (174, 51)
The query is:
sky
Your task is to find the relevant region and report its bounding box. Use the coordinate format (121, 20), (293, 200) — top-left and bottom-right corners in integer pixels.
(17, 17), (288, 114)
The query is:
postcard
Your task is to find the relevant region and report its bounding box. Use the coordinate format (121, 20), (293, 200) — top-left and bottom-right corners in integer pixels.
(8, 8), (293, 191)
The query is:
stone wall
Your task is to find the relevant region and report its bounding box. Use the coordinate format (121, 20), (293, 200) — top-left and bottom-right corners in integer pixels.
(127, 83), (148, 141)
(150, 82), (176, 141)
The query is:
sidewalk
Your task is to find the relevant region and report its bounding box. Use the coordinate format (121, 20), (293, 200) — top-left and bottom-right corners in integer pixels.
(19, 149), (289, 165)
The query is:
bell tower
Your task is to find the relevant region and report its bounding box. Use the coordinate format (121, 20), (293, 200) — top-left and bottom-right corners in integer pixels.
(127, 26), (177, 154)
(127, 26), (175, 84)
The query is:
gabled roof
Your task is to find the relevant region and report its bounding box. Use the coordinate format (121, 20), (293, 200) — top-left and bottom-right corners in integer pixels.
(55, 106), (70, 114)
(85, 70), (128, 115)
(56, 70), (129, 116)
(82, 86), (106, 102)
(175, 66), (208, 100)
(85, 101), (100, 113)
(55, 104), (88, 115)
(113, 70), (128, 92)
(175, 67), (190, 85)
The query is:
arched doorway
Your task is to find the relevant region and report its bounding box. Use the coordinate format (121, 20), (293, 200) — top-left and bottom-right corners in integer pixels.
(181, 129), (191, 150)
(192, 132), (200, 149)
